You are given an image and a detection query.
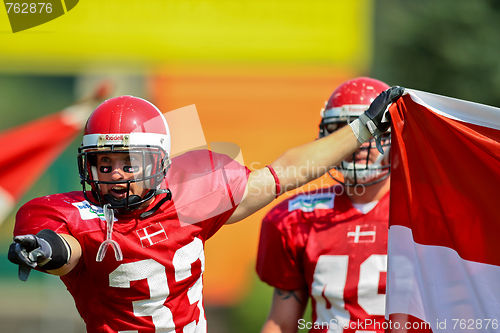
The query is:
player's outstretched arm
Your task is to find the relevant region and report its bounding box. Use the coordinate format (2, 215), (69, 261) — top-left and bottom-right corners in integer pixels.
(261, 288), (308, 333)
(226, 124), (359, 224)
(227, 86), (404, 224)
(8, 230), (82, 281)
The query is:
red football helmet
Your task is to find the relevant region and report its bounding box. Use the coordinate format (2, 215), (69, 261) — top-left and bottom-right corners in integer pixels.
(319, 77), (391, 186)
(77, 96), (171, 209)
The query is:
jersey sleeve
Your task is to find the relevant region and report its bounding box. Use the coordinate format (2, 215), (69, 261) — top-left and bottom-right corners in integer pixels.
(14, 196), (71, 237)
(167, 149), (250, 240)
(256, 205), (308, 291)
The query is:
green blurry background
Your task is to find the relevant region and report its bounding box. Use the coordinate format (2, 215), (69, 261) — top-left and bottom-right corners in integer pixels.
(1, 1), (499, 332)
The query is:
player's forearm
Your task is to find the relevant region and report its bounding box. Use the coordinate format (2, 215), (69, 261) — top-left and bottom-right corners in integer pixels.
(270, 125), (361, 193)
(226, 125), (362, 223)
(260, 288), (307, 333)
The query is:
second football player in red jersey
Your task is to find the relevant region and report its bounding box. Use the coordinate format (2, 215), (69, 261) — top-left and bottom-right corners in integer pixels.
(257, 77), (392, 333)
(8, 85), (402, 332)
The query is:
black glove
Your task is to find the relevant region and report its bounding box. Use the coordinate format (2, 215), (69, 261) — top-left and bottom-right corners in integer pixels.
(359, 86), (405, 153)
(8, 234), (53, 281)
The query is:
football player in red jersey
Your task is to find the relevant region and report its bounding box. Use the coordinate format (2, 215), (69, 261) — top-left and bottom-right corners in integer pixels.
(257, 77), (393, 333)
(8, 87), (402, 333)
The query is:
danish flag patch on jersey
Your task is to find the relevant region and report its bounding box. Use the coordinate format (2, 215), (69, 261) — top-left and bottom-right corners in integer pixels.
(136, 223), (168, 248)
(347, 224), (376, 243)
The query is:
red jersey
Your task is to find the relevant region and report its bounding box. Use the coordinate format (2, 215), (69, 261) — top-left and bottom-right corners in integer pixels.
(14, 150), (249, 333)
(257, 186), (389, 333)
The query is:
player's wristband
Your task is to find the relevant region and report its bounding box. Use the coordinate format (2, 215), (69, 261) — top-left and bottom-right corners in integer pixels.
(266, 165), (281, 199)
(36, 229), (72, 270)
(349, 118), (372, 144)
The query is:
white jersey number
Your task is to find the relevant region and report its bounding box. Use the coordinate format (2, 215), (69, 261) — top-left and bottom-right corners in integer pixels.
(109, 238), (206, 333)
(311, 254), (387, 332)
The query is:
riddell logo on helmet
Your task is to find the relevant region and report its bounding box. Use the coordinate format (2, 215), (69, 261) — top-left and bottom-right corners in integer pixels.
(105, 135), (124, 141)
(97, 134), (127, 147)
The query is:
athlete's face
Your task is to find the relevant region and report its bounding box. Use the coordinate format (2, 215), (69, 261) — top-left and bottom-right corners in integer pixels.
(96, 152), (148, 200)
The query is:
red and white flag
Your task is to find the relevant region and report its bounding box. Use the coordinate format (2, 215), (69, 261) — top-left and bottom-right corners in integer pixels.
(386, 89), (500, 332)
(0, 82), (112, 224)
(0, 108), (88, 224)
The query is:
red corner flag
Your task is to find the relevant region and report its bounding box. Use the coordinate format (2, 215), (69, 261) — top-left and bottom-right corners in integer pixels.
(386, 89), (500, 332)
(0, 82), (112, 224)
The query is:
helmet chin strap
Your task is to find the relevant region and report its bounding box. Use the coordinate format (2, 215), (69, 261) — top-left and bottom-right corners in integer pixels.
(139, 189), (172, 219)
(103, 194), (142, 209)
